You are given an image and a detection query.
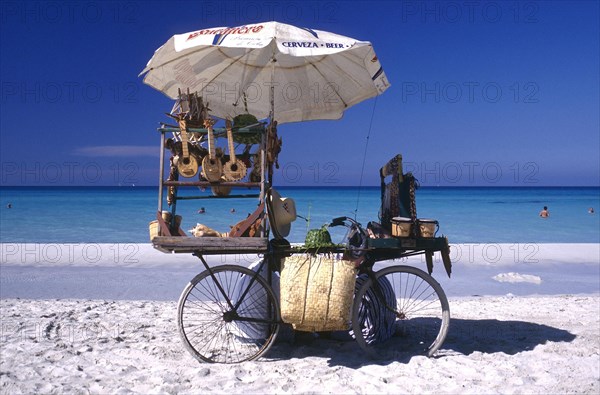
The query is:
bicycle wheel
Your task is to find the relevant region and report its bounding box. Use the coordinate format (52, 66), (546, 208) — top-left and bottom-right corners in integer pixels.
(178, 265), (280, 363)
(352, 265), (450, 358)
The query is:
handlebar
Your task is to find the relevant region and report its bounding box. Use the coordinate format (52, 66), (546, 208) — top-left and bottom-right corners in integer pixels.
(329, 216), (348, 227)
(329, 216), (362, 229)
(328, 216), (368, 261)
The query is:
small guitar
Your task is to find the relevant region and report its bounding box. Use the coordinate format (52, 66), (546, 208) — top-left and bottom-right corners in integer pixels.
(249, 150), (262, 183)
(201, 118), (223, 182)
(223, 119), (248, 181)
(176, 119), (199, 178)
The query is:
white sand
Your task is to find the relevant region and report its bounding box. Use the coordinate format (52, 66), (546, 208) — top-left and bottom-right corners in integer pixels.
(1, 243), (599, 394)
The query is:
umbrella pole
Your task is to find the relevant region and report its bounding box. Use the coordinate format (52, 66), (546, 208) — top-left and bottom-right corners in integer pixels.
(268, 51), (276, 185)
(269, 49), (276, 123)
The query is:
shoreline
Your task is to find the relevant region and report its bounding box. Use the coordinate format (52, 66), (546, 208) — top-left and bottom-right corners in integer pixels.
(1, 243), (598, 301)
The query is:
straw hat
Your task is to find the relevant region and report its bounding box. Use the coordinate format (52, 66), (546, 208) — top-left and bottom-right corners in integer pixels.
(269, 188), (297, 238)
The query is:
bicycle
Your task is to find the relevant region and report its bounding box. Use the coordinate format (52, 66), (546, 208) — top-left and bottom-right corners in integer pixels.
(176, 216), (450, 363)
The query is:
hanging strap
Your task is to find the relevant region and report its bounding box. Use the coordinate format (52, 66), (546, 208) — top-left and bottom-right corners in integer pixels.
(409, 175), (420, 237)
(354, 96), (379, 219)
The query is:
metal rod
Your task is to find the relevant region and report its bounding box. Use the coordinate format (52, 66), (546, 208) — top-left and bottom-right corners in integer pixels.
(175, 194), (260, 200)
(158, 130), (165, 213)
(260, 125), (266, 238)
(232, 259), (267, 312)
(192, 253), (236, 311)
(163, 180), (261, 188)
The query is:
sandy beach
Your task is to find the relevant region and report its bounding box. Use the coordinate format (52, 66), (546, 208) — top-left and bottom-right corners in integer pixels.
(1, 243), (599, 394)
(1, 295), (598, 394)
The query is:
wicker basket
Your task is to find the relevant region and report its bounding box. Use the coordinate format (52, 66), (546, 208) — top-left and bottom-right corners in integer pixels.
(149, 220), (160, 240)
(280, 254), (357, 332)
(391, 217), (412, 237)
(419, 219), (438, 238)
(149, 213), (183, 240)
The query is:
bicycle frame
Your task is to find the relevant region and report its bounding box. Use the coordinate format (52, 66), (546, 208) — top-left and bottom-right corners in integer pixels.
(192, 251), (282, 325)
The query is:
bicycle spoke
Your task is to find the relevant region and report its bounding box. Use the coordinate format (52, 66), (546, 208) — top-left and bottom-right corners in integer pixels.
(178, 265), (280, 363)
(352, 265), (450, 358)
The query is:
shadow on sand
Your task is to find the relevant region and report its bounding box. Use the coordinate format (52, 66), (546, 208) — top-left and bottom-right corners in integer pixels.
(267, 318), (576, 368)
(441, 317), (575, 355)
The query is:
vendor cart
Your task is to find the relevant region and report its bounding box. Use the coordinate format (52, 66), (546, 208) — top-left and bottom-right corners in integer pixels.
(150, 113), (452, 363)
(142, 20), (452, 364)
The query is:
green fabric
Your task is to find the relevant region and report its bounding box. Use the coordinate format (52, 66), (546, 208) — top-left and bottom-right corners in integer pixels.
(232, 114), (262, 144)
(233, 113), (259, 129)
(304, 225), (336, 248)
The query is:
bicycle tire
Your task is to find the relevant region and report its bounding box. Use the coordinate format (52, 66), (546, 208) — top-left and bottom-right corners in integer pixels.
(352, 265), (450, 358)
(178, 265), (280, 363)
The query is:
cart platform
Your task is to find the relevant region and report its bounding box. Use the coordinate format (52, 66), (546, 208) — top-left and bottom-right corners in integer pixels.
(152, 236), (269, 254)
(151, 234), (451, 277)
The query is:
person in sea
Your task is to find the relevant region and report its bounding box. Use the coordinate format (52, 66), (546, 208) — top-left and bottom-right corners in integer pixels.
(539, 206), (549, 218)
(589, 207), (595, 214)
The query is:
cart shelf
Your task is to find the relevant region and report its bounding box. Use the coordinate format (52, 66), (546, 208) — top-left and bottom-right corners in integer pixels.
(152, 236), (269, 254)
(152, 233), (449, 257)
(174, 194), (260, 200)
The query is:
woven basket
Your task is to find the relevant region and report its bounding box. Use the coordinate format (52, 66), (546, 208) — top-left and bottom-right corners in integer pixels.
(391, 217), (412, 237)
(418, 219), (438, 238)
(148, 220), (160, 240)
(280, 254), (357, 332)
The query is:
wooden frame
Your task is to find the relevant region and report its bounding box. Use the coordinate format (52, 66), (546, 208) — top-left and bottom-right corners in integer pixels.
(153, 120), (271, 253)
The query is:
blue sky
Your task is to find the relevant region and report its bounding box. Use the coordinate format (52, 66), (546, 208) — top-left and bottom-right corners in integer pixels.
(1, 0), (598, 187)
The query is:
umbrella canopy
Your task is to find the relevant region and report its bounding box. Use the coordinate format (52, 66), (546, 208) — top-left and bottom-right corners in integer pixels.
(140, 21), (390, 124)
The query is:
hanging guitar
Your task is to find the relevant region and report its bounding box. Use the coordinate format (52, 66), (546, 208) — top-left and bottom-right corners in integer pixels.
(249, 149), (262, 183)
(266, 121), (282, 184)
(175, 118), (199, 178)
(223, 119), (248, 181)
(201, 118), (223, 182)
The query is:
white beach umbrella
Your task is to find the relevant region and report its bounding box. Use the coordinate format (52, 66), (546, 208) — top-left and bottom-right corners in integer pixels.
(140, 21), (390, 124)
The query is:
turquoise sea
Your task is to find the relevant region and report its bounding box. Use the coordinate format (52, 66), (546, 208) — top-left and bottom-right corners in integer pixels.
(0, 186), (599, 244)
